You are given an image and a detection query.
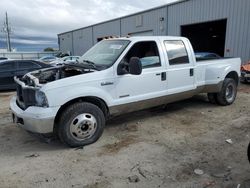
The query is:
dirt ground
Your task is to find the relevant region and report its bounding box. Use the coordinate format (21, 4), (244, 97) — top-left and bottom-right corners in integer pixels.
(0, 84), (250, 188)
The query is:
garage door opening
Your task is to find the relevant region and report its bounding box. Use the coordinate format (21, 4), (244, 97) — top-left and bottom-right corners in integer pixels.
(181, 19), (227, 57)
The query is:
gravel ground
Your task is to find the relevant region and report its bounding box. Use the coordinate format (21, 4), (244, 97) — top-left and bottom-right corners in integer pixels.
(0, 84), (250, 188)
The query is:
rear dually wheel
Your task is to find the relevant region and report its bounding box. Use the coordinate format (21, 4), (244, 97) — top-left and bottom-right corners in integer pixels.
(216, 78), (237, 106)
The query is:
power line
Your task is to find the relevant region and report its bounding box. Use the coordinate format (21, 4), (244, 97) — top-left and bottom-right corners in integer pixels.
(2, 12), (12, 52)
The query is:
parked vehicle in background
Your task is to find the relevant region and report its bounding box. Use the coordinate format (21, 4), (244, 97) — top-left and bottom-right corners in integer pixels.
(241, 61), (250, 83)
(0, 60), (51, 90)
(195, 52), (221, 61)
(50, 56), (80, 66)
(56, 52), (70, 58)
(38, 56), (58, 63)
(10, 36), (241, 147)
(0, 57), (8, 61)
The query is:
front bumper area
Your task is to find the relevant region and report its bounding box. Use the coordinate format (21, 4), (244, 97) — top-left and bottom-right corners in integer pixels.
(10, 96), (59, 134)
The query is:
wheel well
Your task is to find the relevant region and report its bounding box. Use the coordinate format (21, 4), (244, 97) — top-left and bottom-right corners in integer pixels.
(225, 71), (239, 85)
(54, 97), (109, 131)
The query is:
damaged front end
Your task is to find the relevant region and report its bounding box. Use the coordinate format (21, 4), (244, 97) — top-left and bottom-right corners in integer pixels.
(15, 77), (46, 110)
(24, 64), (95, 86)
(15, 64), (94, 110)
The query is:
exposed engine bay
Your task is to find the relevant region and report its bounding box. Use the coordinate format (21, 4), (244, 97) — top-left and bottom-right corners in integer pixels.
(20, 65), (94, 87)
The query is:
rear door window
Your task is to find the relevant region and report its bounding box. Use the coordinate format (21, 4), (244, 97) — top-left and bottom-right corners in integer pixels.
(164, 40), (189, 65)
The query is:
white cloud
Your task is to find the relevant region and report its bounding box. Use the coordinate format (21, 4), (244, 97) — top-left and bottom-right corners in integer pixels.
(0, 0), (179, 44)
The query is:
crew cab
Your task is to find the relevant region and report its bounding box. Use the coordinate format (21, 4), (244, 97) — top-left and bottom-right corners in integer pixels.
(10, 36), (241, 147)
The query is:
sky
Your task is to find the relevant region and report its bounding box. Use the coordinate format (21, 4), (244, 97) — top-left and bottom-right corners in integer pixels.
(0, 0), (179, 52)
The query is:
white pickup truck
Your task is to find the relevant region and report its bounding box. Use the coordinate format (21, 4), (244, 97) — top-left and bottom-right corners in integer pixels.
(10, 36), (241, 147)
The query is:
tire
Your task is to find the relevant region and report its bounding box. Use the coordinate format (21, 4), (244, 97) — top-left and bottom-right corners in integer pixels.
(57, 102), (105, 147)
(207, 93), (217, 104)
(216, 78), (237, 106)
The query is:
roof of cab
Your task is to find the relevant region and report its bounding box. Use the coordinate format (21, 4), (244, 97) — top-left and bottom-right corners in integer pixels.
(105, 36), (188, 41)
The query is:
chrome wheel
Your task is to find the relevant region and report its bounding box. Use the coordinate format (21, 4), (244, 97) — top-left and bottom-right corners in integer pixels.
(70, 113), (97, 141)
(225, 83), (235, 102)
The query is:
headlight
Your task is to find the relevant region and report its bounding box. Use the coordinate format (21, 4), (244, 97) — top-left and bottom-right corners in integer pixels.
(35, 90), (49, 107)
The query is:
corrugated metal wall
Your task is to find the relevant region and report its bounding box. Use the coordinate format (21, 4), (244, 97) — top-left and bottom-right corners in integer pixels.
(93, 20), (121, 44)
(72, 27), (93, 56)
(58, 6), (169, 55)
(58, 33), (73, 54)
(168, 0), (250, 62)
(121, 7), (167, 36)
(58, 0), (250, 62)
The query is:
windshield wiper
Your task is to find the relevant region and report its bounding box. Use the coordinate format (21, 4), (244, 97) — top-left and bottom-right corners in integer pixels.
(73, 59), (99, 70)
(82, 59), (99, 70)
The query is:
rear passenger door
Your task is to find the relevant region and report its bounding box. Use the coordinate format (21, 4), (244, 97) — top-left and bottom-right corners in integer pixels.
(164, 40), (195, 94)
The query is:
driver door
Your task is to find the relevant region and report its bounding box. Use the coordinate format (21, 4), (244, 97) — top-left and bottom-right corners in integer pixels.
(113, 40), (167, 111)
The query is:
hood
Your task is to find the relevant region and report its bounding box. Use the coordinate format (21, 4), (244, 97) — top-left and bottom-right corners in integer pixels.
(20, 64), (96, 87)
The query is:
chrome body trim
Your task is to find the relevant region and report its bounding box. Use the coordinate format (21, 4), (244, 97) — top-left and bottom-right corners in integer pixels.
(199, 81), (223, 93)
(101, 82), (114, 86)
(10, 81), (224, 133)
(109, 82), (223, 116)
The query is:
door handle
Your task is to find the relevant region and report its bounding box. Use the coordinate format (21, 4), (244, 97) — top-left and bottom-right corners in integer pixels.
(190, 68), (194, 77)
(161, 72), (166, 81)
(156, 72), (166, 81)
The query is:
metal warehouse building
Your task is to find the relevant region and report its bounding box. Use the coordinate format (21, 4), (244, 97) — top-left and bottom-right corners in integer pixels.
(58, 0), (250, 62)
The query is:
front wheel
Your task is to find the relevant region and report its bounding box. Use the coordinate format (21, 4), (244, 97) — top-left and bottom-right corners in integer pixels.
(57, 102), (105, 147)
(216, 78), (237, 106)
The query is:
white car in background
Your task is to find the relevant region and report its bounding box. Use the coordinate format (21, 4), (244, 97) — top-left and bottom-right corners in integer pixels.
(38, 56), (58, 63)
(50, 56), (80, 66)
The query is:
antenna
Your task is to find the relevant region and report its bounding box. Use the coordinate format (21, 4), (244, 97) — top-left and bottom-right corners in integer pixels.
(2, 12), (12, 52)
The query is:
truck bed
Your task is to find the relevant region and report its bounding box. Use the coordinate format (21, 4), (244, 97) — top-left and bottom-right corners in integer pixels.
(195, 57), (241, 88)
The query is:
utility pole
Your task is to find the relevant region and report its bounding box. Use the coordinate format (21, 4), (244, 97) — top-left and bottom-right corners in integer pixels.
(2, 12), (12, 52)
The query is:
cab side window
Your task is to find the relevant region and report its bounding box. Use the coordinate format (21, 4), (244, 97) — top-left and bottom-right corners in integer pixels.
(122, 41), (161, 69)
(164, 40), (189, 65)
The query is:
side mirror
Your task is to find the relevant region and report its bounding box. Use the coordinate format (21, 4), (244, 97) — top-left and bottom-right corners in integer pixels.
(128, 57), (142, 75)
(117, 57), (142, 75)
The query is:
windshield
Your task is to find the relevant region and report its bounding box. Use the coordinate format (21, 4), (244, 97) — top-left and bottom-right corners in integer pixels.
(78, 40), (130, 68)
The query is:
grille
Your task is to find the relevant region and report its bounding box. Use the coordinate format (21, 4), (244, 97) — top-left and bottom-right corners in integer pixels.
(16, 84), (36, 110)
